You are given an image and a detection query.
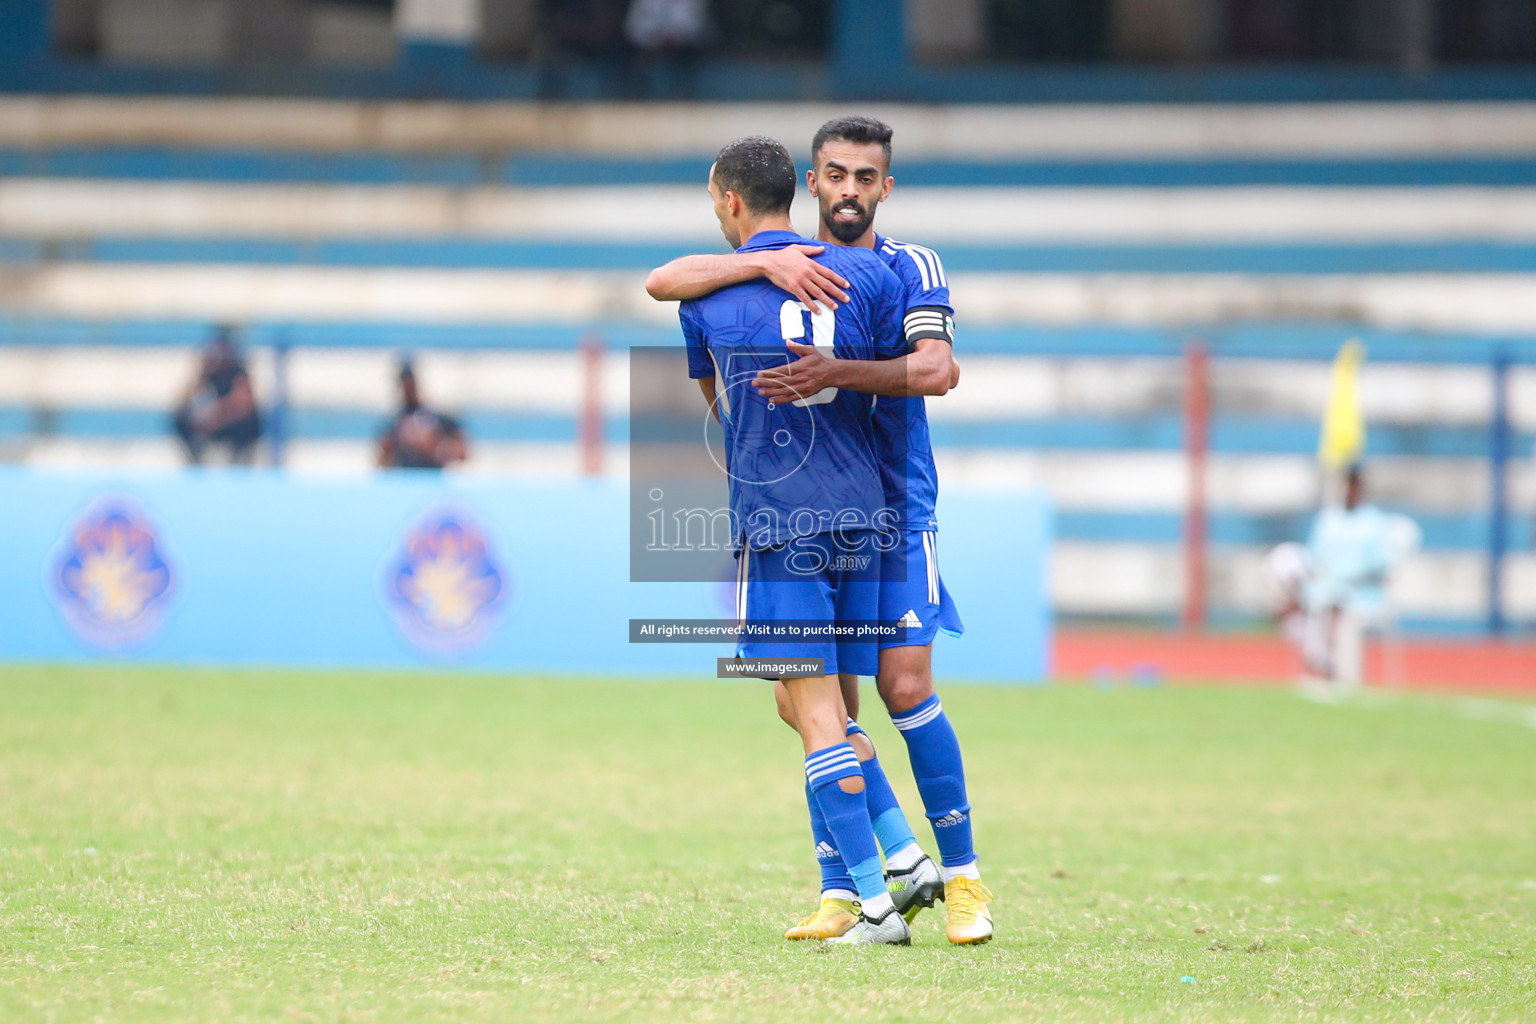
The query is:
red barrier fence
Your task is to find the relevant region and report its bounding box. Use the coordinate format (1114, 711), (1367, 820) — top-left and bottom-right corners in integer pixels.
(579, 333), (604, 477)
(1183, 340), (1210, 632)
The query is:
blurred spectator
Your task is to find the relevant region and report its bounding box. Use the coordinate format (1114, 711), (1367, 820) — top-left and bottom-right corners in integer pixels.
(624, 0), (707, 96)
(1270, 464), (1420, 691)
(624, 0), (706, 48)
(377, 358), (468, 471)
(541, 0), (628, 52)
(172, 327), (262, 465)
(537, 0), (631, 96)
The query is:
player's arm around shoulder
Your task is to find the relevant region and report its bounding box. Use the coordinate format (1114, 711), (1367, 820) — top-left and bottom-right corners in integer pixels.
(645, 246), (850, 313)
(860, 255), (954, 397)
(895, 303), (957, 397)
(871, 237), (956, 369)
(884, 239), (961, 391)
(905, 338), (956, 396)
(750, 257), (949, 402)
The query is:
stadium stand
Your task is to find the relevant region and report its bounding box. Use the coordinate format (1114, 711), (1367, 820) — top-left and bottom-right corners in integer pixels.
(0, 97), (1532, 636)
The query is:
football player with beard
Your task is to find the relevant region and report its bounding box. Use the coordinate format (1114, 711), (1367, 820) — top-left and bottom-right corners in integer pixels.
(647, 117), (992, 945)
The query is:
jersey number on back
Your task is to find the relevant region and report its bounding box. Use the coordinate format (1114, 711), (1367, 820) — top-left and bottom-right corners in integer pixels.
(778, 300), (837, 407)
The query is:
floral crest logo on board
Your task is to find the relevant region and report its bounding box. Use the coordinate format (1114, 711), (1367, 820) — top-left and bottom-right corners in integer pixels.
(50, 499), (175, 647)
(382, 508), (509, 653)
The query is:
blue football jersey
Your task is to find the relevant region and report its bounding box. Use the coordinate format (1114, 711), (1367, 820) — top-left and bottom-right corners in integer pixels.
(682, 229), (907, 549)
(873, 234), (954, 532)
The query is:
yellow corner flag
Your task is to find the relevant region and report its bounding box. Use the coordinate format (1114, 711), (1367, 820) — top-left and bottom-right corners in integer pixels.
(1318, 339), (1367, 469)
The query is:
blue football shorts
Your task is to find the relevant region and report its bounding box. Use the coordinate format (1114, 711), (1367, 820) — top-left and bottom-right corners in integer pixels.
(734, 530), (882, 677)
(878, 529), (964, 651)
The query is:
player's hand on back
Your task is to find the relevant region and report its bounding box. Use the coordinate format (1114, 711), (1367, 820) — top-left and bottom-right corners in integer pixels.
(754, 245), (850, 313)
(754, 341), (839, 404)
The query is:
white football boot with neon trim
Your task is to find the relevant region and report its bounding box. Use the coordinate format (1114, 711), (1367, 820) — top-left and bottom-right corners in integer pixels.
(827, 905), (911, 946)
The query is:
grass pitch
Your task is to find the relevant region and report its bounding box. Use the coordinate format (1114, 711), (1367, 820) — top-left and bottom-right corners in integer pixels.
(1, 666), (1532, 1023)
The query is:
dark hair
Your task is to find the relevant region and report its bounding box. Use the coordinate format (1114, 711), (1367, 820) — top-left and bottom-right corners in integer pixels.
(812, 116), (894, 168)
(711, 136), (797, 216)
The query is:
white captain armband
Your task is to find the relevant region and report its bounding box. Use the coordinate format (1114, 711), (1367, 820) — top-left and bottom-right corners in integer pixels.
(903, 306), (954, 348)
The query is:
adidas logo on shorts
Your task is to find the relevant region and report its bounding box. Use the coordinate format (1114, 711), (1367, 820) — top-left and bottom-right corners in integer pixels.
(814, 841), (839, 859)
(898, 609), (923, 628)
(934, 809), (967, 828)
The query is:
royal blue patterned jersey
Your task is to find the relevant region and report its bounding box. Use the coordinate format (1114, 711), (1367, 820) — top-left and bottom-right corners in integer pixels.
(683, 229), (907, 549)
(873, 234), (954, 532)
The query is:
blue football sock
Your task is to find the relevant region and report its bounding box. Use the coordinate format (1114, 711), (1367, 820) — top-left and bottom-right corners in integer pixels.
(844, 720), (919, 862)
(805, 781), (856, 898)
(891, 695), (976, 868)
(804, 743), (887, 905)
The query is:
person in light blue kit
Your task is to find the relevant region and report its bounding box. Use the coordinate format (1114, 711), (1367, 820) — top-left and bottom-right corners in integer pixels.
(679, 135), (915, 945)
(651, 117), (992, 945)
(1300, 463), (1417, 690)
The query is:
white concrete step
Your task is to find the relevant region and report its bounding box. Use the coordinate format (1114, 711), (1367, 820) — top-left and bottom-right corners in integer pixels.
(7, 98), (1536, 157)
(12, 263), (1536, 333)
(10, 179), (1536, 242)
